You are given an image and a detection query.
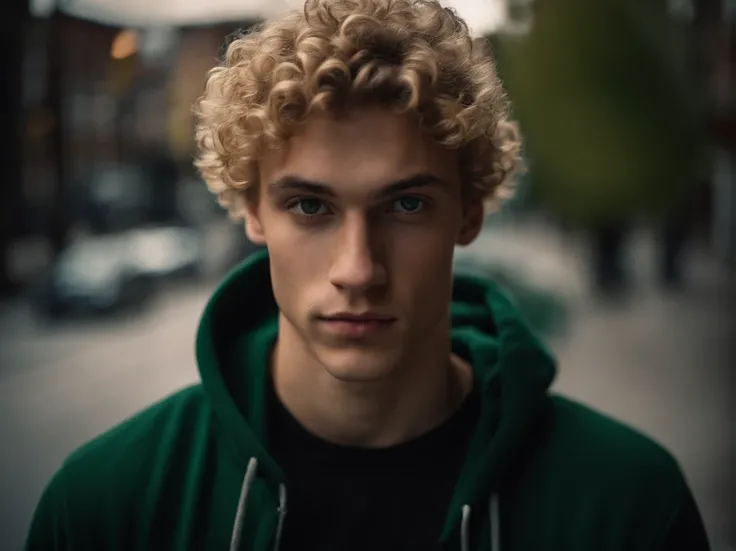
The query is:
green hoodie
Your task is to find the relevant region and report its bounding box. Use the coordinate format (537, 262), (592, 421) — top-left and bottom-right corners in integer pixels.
(26, 250), (709, 551)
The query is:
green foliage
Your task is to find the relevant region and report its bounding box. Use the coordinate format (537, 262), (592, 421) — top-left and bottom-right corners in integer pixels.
(494, 0), (709, 226)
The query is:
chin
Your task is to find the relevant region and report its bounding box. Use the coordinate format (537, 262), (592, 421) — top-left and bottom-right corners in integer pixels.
(315, 346), (402, 383)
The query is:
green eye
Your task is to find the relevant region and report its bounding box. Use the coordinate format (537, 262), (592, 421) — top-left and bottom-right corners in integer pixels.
(290, 198), (327, 216)
(393, 196), (424, 214)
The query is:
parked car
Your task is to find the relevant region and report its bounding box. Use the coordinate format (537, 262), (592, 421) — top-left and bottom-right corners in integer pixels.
(32, 226), (203, 319)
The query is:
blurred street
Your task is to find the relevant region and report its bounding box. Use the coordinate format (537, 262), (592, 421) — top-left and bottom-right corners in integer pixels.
(1, 220), (733, 551)
(1, 2), (734, 548)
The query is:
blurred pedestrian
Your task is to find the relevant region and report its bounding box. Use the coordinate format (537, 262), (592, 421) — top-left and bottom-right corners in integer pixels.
(591, 220), (631, 295)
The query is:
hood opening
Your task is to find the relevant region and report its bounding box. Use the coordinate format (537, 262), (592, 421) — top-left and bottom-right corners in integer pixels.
(196, 250), (557, 540)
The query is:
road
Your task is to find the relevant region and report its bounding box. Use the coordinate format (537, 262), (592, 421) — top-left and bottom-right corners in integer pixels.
(0, 285), (206, 551)
(0, 222), (733, 551)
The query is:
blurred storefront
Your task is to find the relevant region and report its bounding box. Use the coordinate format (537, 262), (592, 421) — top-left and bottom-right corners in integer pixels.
(21, 13), (242, 212)
(18, 9), (251, 235)
(2, 0), (733, 299)
(0, 2), (258, 294)
(0, 0), (508, 296)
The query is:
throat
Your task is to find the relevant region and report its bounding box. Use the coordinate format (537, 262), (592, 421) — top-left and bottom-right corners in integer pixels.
(271, 342), (473, 448)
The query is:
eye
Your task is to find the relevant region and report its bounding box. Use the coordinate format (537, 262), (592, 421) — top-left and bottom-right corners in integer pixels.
(288, 198), (329, 217)
(391, 196), (425, 214)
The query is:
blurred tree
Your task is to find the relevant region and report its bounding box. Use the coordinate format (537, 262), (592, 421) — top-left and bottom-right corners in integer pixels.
(505, 0), (710, 227)
(0, 0), (29, 297)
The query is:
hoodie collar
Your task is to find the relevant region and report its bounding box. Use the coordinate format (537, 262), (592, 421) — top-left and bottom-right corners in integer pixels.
(195, 250), (557, 534)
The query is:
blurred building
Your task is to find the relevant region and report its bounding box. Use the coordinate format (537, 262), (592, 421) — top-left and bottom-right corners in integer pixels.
(21, 13), (243, 203)
(0, 0), (733, 298)
(10, 7), (255, 274)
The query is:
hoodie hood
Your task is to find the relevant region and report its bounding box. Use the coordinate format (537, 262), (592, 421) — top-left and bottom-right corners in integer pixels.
(196, 249), (557, 548)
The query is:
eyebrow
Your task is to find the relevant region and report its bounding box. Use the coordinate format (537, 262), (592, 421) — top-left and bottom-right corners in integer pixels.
(266, 172), (451, 198)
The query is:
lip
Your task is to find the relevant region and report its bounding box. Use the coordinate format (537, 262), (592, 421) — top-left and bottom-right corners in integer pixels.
(318, 313), (396, 338)
(322, 312), (395, 322)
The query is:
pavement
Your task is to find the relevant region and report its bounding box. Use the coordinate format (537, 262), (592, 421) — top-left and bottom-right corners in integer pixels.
(0, 220), (733, 551)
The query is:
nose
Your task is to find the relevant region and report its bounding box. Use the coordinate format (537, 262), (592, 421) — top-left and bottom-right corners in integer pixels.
(328, 213), (387, 292)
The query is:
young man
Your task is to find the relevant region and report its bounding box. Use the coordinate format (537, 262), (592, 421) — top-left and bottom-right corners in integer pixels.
(26, 1), (710, 550)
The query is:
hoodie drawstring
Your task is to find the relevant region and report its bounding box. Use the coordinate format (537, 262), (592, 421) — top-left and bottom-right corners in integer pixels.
(489, 493), (500, 551)
(273, 483), (288, 551)
(229, 457), (289, 551)
(461, 504), (472, 551)
(231, 458), (497, 551)
(461, 494), (501, 551)
(230, 457), (259, 551)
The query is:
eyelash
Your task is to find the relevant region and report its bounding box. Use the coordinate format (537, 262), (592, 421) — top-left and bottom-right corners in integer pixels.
(284, 196), (429, 220)
(286, 198), (330, 218)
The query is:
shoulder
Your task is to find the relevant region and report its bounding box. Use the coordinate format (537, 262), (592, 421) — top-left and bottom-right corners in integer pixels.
(521, 394), (696, 528)
(63, 384), (210, 474)
(536, 396), (709, 548)
(510, 394), (695, 515)
(548, 395), (680, 465)
(63, 384), (212, 493)
(26, 385), (212, 548)
(542, 395), (688, 491)
(503, 396), (709, 549)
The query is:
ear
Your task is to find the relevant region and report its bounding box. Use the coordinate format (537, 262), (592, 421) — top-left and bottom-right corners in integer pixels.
(456, 200), (484, 247)
(243, 193), (266, 245)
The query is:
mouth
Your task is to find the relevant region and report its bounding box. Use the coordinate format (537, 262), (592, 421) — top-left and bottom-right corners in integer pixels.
(320, 312), (396, 323)
(318, 313), (396, 338)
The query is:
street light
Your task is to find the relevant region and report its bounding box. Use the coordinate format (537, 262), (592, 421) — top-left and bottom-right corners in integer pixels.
(111, 29), (138, 60)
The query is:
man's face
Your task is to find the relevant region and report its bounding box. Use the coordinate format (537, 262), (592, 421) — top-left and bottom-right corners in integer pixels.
(245, 107), (483, 382)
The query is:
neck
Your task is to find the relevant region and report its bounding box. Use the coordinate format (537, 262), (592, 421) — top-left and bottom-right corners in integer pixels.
(271, 315), (472, 448)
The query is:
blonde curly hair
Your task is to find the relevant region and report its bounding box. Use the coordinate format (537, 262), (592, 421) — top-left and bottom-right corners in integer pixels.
(194, 0), (521, 219)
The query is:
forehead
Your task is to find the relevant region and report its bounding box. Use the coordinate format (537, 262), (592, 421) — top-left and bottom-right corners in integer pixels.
(259, 107), (460, 192)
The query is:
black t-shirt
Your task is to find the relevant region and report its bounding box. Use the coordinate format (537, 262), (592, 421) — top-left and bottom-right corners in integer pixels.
(267, 379), (480, 551)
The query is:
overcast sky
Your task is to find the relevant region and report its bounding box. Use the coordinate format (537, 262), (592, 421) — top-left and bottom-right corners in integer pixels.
(32, 0), (507, 35)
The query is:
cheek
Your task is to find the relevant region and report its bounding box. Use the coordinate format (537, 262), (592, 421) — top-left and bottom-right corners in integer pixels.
(387, 225), (456, 304)
(262, 216), (333, 309)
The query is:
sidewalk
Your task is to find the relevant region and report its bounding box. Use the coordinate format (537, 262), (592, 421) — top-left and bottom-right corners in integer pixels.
(459, 219), (735, 550)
